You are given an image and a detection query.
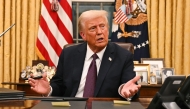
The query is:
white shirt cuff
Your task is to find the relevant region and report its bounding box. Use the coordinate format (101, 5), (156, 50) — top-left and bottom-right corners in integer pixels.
(42, 86), (52, 97)
(47, 86), (53, 96)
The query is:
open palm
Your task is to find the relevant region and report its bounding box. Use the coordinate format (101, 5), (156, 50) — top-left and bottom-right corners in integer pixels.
(28, 73), (51, 95)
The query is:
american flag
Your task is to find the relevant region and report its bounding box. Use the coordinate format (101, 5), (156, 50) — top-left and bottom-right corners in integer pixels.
(114, 4), (128, 23)
(36, 0), (73, 67)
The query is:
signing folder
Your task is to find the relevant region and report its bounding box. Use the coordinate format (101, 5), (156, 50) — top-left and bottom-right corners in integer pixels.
(0, 88), (25, 100)
(24, 96), (88, 101)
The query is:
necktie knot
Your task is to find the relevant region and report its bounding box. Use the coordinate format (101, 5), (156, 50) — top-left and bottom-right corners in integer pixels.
(92, 53), (98, 60)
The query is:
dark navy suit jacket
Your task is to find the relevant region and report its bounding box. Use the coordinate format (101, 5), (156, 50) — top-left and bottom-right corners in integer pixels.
(50, 42), (136, 98)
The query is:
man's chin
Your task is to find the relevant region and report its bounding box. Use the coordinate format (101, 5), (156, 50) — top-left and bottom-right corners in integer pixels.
(96, 42), (107, 47)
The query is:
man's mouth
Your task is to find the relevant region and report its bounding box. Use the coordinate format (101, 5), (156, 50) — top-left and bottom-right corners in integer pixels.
(97, 38), (104, 42)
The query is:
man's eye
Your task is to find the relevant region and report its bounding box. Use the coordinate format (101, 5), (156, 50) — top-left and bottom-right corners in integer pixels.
(89, 27), (96, 31)
(100, 25), (105, 28)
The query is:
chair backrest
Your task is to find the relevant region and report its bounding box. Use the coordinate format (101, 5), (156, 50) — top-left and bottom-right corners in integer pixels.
(114, 42), (134, 54)
(64, 42), (134, 54)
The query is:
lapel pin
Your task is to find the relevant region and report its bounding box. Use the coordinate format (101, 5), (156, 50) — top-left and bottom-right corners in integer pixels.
(108, 57), (112, 61)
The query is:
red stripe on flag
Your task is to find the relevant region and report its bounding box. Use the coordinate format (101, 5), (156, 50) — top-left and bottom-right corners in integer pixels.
(39, 16), (62, 56)
(36, 39), (54, 66)
(115, 9), (128, 23)
(36, 0), (73, 67)
(43, 0), (73, 43)
(59, 1), (72, 21)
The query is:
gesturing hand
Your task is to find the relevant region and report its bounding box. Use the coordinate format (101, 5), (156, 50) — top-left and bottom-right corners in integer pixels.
(28, 72), (51, 96)
(121, 76), (141, 98)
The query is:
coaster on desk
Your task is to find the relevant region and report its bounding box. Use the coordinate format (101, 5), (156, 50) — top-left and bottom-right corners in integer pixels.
(51, 101), (71, 107)
(113, 100), (131, 105)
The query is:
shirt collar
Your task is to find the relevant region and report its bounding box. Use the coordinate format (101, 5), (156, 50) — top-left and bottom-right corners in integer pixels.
(86, 44), (107, 61)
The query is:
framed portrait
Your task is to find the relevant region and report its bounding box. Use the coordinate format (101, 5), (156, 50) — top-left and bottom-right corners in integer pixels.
(141, 58), (165, 73)
(135, 71), (148, 85)
(150, 75), (157, 84)
(161, 68), (175, 84)
(134, 64), (150, 83)
(153, 68), (162, 84)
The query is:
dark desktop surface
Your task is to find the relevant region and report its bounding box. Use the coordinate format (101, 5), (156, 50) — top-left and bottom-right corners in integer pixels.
(0, 98), (146, 109)
(31, 100), (146, 109)
(92, 101), (145, 109)
(31, 101), (86, 109)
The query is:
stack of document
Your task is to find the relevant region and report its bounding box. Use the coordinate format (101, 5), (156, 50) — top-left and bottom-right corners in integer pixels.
(0, 88), (25, 100)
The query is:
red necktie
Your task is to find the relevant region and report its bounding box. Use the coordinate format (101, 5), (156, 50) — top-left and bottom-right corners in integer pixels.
(83, 53), (98, 97)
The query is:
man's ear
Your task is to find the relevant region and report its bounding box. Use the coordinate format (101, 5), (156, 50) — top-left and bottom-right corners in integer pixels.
(80, 31), (86, 41)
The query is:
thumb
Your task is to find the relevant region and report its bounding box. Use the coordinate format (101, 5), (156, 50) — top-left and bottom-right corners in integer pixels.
(131, 76), (141, 83)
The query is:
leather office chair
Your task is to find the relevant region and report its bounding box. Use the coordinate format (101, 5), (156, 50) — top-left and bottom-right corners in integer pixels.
(63, 42), (134, 54)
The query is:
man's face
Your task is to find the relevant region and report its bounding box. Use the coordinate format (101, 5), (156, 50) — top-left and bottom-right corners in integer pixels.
(80, 16), (109, 53)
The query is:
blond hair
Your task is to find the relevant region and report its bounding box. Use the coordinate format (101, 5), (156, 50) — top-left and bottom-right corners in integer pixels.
(78, 10), (109, 32)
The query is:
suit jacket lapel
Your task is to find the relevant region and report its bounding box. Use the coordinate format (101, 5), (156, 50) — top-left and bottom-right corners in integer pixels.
(94, 42), (115, 96)
(70, 43), (87, 96)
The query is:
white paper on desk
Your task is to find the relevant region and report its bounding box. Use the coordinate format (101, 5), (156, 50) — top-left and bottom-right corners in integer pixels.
(52, 101), (71, 107)
(113, 100), (131, 105)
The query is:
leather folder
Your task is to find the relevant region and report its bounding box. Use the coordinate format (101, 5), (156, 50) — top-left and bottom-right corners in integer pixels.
(24, 96), (88, 101)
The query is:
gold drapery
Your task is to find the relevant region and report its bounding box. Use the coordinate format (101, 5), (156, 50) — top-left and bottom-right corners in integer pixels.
(147, 0), (190, 75)
(0, 0), (41, 88)
(0, 0), (190, 88)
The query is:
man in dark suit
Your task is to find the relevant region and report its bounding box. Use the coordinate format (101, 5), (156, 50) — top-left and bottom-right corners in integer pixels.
(29, 10), (141, 100)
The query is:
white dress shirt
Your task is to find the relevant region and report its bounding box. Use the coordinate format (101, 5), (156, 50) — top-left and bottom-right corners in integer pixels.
(75, 44), (106, 97)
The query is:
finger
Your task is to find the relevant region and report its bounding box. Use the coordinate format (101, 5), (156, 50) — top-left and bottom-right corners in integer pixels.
(129, 89), (138, 96)
(28, 78), (36, 83)
(29, 80), (36, 87)
(137, 84), (141, 89)
(31, 86), (37, 92)
(123, 91), (131, 98)
(131, 76), (141, 83)
(42, 72), (47, 78)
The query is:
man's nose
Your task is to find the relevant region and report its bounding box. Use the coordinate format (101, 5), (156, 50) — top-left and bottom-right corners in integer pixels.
(96, 26), (103, 34)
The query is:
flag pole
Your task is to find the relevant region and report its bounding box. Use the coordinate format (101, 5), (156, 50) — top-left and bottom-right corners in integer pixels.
(0, 24), (15, 37)
(0, 23), (15, 46)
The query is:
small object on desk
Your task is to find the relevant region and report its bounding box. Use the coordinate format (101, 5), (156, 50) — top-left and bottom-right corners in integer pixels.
(21, 63), (44, 80)
(51, 101), (71, 107)
(113, 100), (131, 105)
(21, 70), (27, 78)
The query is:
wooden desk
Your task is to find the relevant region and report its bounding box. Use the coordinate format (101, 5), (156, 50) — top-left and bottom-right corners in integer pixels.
(0, 98), (151, 109)
(139, 84), (162, 98)
(2, 82), (162, 98)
